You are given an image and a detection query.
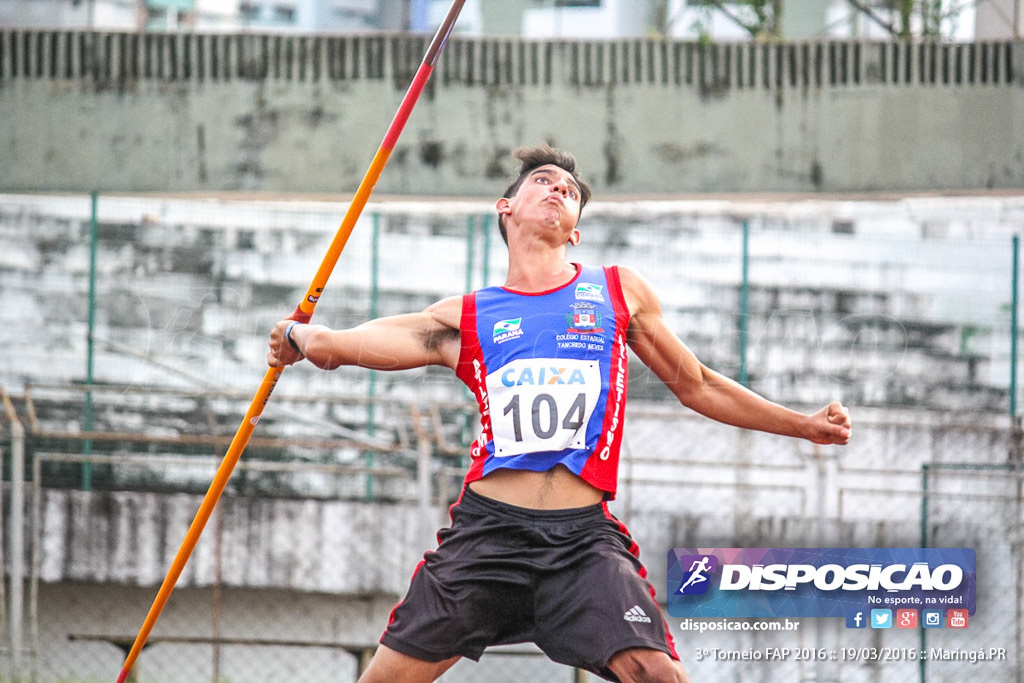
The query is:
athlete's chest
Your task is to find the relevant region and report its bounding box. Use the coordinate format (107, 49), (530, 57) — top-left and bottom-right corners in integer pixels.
(474, 272), (619, 365)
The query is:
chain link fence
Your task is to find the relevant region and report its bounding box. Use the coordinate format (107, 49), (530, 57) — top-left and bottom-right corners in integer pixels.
(8, 403), (1022, 682)
(1, 193), (1022, 681)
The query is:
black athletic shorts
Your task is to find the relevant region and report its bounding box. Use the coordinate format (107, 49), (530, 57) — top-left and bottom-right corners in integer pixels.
(380, 485), (679, 681)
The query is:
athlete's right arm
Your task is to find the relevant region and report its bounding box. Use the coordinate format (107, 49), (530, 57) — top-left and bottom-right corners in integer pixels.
(267, 295), (463, 372)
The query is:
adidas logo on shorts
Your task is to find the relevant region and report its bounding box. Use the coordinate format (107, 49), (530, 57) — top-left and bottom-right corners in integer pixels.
(624, 605), (652, 623)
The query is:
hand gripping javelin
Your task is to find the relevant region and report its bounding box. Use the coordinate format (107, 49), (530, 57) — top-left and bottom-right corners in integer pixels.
(115, 3), (466, 681)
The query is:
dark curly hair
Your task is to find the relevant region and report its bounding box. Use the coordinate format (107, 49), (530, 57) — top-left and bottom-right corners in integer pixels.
(497, 144), (592, 245)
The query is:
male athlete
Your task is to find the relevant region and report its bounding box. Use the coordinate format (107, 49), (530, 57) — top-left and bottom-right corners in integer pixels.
(267, 144), (852, 682)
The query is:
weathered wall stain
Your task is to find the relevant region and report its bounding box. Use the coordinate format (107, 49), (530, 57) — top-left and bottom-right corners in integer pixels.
(1, 31), (1020, 194)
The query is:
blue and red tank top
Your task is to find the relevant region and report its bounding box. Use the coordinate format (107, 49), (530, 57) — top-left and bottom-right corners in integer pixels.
(455, 264), (631, 498)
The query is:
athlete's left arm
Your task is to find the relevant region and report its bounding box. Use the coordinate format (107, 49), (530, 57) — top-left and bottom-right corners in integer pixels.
(618, 266), (850, 445)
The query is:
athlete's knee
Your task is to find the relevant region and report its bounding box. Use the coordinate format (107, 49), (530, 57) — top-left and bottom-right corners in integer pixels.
(356, 645), (459, 683)
(607, 648), (692, 683)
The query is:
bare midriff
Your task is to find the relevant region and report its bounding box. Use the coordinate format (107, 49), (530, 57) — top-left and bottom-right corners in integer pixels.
(467, 465), (605, 509)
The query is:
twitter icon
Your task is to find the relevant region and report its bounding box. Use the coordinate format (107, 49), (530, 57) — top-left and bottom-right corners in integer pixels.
(870, 609), (893, 629)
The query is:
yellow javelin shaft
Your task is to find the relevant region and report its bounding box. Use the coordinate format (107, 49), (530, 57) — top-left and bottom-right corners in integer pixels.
(116, 2), (465, 680)
(292, 148), (393, 322)
(114, 365), (280, 683)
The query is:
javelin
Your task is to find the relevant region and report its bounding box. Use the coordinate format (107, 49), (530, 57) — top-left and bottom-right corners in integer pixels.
(115, 3), (466, 681)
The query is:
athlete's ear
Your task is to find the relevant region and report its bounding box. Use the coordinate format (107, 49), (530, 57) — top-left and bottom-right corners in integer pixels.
(496, 197), (511, 216)
(568, 228), (581, 246)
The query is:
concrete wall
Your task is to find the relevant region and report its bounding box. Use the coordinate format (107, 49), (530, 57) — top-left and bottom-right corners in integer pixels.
(37, 489), (436, 592)
(1, 31), (1022, 194)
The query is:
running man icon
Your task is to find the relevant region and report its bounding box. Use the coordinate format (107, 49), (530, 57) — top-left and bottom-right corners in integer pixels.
(678, 556), (713, 594)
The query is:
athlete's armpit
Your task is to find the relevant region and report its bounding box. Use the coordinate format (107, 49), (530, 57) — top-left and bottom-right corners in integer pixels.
(421, 323), (460, 353)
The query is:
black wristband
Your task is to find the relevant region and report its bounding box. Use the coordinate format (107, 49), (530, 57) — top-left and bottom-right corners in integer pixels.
(285, 321), (303, 353)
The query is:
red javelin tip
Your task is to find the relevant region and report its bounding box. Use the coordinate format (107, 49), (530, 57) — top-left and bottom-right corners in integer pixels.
(116, 668), (130, 683)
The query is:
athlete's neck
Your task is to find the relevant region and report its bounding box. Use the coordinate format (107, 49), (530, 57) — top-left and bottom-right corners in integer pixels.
(503, 260), (579, 294)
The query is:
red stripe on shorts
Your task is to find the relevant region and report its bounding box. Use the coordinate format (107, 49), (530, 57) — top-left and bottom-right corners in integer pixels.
(600, 502), (680, 660)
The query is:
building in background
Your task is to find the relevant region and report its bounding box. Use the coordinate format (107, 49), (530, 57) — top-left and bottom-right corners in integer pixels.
(0, 0), (413, 31)
(0, 0), (235, 30)
(520, 0), (651, 39)
(237, 0), (405, 31)
(459, 0), (1022, 41)
(976, 0), (1024, 38)
(659, 0), (982, 41)
(0, 0), (1021, 39)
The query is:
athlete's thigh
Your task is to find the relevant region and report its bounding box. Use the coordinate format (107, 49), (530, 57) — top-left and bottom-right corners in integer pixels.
(532, 544), (675, 674)
(357, 644), (460, 683)
(382, 561), (534, 661)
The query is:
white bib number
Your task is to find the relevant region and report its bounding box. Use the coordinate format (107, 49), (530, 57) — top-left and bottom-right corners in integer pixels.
(486, 358), (601, 457)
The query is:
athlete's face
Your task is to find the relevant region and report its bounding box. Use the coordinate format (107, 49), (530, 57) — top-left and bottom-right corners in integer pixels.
(497, 164), (583, 246)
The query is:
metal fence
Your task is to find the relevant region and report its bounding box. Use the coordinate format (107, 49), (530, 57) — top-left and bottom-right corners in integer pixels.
(2, 30), (1018, 88)
(1, 192), (1020, 412)
(3, 398), (1022, 682)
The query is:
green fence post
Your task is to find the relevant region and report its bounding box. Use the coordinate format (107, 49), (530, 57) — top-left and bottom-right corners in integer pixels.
(1011, 234), (1019, 418)
(83, 191), (98, 492)
(738, 220), (750, 387)
(365, 212), (381, 501)
(465, 214), (477, 292)
(481, 213), (492, 287)
(919, 462), (930, 683)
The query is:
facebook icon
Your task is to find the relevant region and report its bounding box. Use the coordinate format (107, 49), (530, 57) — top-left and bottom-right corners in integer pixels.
(845, 609), (867, 629)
